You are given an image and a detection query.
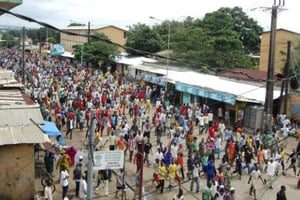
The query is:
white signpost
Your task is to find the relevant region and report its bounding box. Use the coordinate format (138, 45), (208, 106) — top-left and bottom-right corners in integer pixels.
(93, 150), (124, 170)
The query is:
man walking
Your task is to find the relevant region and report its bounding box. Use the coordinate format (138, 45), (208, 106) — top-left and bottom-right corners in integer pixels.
(266, 158), (276, 189)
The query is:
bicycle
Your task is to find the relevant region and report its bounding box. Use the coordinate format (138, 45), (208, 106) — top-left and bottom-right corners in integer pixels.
(41, 170), (56, 193)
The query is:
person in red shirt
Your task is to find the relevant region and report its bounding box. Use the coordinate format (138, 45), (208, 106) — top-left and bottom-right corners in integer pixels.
(77, 99), (84, 110)
(68, 110), (75, 120)
(208, 126), (215, 139)
(54, 103), (60, 115)
(101, 94), (107, 105)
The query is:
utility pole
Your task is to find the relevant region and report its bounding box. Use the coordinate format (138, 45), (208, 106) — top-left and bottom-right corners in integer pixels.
(87, 110), (96, 200)
(263, 0), (285, 132)
(87, 21), (91, 43)
(283, 41), (291, 114)
(279, 41), (291, 114)
(138, 140), (144, 200)
(21, 26), (25, 84)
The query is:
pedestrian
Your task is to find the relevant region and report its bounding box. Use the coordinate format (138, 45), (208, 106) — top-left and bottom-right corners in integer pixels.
(266, 158), (276, 189)
(248, 163), (266, 200)
(79, 174), (87, 200)
(156, 161), (167, 193)
(44, 151), (55, 176)
(285, 149), (297, 176)
(65, 116), (73, 139)
(115, 169), (126, 199)
(226, 187), (236, 200)
(202, 182), (213, 200)
(60, 165), (70, 200)
(276, 185), (287, 200)
(190, 163), (200, 193)
(144, 138), (153, 167)
(73, 162), (82, 197)
(206, 159), (216, 185)
(168, 159), (179, 191)
(173, 188), (184, 200)
(213, 185), (226, 200)
(44, 179), (53, 200)
(98, 169), (110, 196)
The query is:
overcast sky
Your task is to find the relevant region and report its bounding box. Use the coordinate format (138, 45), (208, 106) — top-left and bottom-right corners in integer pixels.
(0, 0), (298, 33)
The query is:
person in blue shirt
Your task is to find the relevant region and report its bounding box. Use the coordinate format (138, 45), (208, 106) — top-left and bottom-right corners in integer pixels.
(206, 159), (216, 185)
(164, 148), (173, 168)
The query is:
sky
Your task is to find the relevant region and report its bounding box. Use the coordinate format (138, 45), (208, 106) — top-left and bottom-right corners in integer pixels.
(0, 0), (299, 33)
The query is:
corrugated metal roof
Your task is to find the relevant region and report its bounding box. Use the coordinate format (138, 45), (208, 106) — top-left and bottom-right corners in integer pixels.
(0, 70), (24, 87)
(0, 125), (50, 146)
(0, 105), (44, 126)
(0, 83), (49, 145)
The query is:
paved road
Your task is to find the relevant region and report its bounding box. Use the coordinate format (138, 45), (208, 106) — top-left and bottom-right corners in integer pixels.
(35, 116), (300, 200)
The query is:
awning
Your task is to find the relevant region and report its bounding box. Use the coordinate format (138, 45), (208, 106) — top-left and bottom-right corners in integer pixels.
(40, 121), (61, 137)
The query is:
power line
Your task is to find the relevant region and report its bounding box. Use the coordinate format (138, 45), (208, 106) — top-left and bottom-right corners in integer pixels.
(0, 7), (277, 84)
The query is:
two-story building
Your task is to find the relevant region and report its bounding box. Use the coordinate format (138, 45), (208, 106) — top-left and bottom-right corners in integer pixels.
(60, 25), (128, 53)
(259, 28), (300, 73)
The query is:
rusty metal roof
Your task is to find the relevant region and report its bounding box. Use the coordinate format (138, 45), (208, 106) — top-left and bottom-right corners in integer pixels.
(0, 82), (49, 145)
(217, 67), (268, 82)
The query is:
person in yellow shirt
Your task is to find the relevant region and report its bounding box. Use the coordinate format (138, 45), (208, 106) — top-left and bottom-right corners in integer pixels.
(247, 136), (253, 150)
(156, 161), (167, 193)
(279, 148), (285, 173)
(297, 130), (300, 142)
(167, 160), (179, 191)
(145, 98), (151, 113)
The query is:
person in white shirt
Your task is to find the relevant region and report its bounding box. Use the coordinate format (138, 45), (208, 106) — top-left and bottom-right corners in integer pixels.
(190, 164), (200, 193)
(79, 174), (87, 200)
(44, 179), (53, 200)
(208, 110), (214, 127)
(198, 114), (204, 135)
(266, 158), (277, 189)
(215, 135), (222, 159)
(218, 121), (226, 141)
(60, 165), (69, 199)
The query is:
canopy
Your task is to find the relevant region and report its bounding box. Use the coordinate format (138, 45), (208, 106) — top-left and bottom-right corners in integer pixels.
(40, 121), (61, 137)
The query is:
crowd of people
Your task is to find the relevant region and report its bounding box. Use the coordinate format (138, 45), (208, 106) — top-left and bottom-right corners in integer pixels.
(2, 48), (300, 200)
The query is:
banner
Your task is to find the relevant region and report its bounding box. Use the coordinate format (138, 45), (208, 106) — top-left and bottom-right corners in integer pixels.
(175, 81), (236, 105)
(94, 150), (124, 170)
(50, 44), (65, 56)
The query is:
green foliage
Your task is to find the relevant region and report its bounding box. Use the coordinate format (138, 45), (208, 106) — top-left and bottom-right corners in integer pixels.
(1, 32), (19, 48)
(47, 37), (56, 44)
(126, 23), (162, 55)
(127, 7), (262, 70)
(73, 32), (119, 67)
(26, 27), (60, 45)
(68, 23), (86, 27)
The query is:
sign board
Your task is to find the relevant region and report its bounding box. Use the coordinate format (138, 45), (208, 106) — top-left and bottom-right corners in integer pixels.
(93, 150), (124, 170)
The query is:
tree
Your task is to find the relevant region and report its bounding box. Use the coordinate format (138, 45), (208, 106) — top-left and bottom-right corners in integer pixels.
(26, 27), (60, 45)
(1, 32), (18, 48)
(218, 7), (263, 54)
(172, 27), (214, 69)
(125, 23), (162, 55)
(72, 32), (119, 68)
(68, 23), (86, 27)
(201, 9), (255, 69)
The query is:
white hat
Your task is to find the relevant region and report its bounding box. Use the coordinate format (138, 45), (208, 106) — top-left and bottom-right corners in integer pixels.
(219, 185), (225, 189)
(230, 187), (235, 191)
(79, 155), (83, 160)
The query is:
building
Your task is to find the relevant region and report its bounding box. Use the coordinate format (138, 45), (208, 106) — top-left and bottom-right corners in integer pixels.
(259, 28), (300, 73)
(0, 70), (49, 200)
(60, 25), (128, 53)
(0, 0), (22, 15)
(116, 56), (282, 130)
